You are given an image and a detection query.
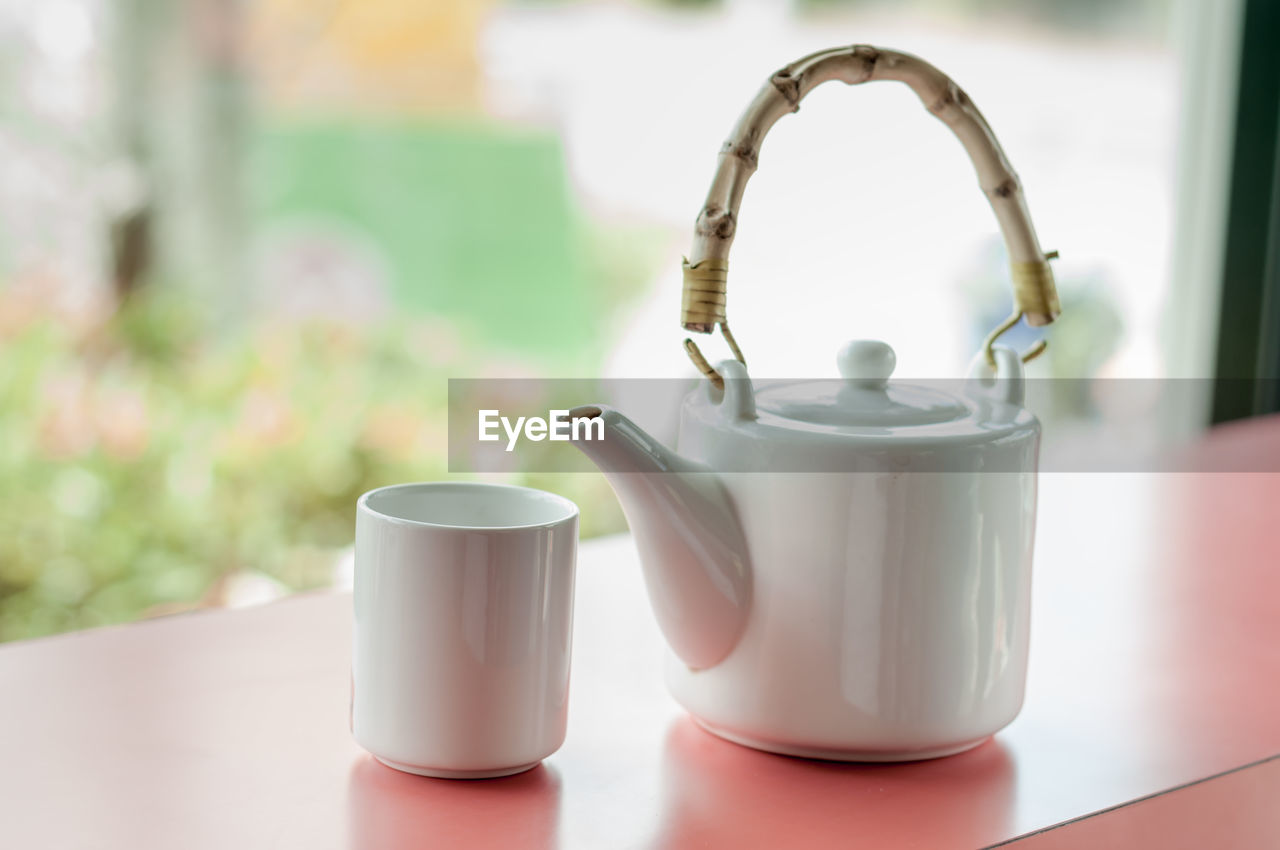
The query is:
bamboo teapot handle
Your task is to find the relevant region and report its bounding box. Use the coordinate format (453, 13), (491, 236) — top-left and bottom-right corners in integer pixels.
(681, 45), (1060, 387)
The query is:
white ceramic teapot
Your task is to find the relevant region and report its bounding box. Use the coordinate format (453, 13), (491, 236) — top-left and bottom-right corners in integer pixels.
(570, 45), (1061, 761)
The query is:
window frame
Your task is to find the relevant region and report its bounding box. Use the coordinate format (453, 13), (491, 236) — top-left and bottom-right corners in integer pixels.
(1211, 0), (1280, 421)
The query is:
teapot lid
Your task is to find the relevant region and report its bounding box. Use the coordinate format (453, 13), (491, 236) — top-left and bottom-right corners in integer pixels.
(751, 340), (972, 430)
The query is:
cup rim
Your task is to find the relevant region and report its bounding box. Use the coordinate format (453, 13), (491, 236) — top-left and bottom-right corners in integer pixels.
(357, 481), (579, 532)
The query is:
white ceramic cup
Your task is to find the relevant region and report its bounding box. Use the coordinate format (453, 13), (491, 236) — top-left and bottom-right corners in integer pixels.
(352, 482), (579, 779)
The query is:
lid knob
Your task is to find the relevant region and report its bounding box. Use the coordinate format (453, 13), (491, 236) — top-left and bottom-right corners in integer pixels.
(837, 340), (896, 388)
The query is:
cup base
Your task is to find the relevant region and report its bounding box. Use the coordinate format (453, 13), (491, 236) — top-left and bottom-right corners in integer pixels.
(373, 756), (543, 779)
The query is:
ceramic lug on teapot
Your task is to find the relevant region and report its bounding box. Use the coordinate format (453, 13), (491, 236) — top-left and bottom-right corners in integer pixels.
(570, 45), (1061, 761)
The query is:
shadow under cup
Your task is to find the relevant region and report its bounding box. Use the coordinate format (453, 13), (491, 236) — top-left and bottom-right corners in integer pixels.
(351, 482), (579, 779)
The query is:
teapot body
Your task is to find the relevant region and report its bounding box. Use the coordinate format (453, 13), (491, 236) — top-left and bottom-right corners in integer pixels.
(665, 394), (1039, 760)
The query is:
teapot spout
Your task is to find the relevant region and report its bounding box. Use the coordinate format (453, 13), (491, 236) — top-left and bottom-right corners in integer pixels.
(568, 405), (750, 670)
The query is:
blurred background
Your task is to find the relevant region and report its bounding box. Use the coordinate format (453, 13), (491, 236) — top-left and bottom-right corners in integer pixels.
(0, 0), (1272, 640)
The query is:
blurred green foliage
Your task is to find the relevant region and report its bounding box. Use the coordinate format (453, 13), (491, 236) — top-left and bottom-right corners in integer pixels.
(254, 121), (599, 359)
(792, 0), (1166, 37)
(0, 289), (625, 642)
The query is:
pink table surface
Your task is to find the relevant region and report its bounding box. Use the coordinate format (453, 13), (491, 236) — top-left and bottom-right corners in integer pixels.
(2, 431), (1279, 847)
